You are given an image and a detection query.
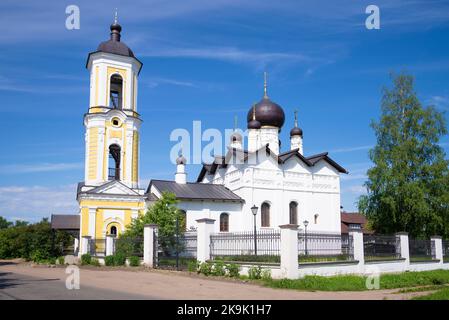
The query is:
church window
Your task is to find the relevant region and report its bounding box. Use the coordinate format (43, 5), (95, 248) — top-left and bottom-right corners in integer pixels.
(289, 202), (298, 225)
(261, 202), (270, 227)
(314, 214), (319, 224)
(220, 213), (229, 232)
(112, 118), (120, 126)
(108, 144), (121, 180)
(110, 226), (117, 235)
(109, 74), (123, 109)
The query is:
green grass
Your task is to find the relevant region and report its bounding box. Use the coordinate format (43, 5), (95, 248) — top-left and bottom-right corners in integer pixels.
(413, 286), (449, 300)
(394, 285), (446, 294)
(260, 270), (449, 292)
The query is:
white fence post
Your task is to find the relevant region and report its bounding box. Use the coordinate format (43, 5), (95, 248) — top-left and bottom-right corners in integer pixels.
(73, 237), (79, 255)
(80, 236), (91, 256)
(396, 232), (410, 267)
(349, 228), (365, 273)
(106, 234), (116, 256)
(280, 224), (299, 279)
(431, 236), (443, 265)
(196, 218), (215, 263)
(144, 224), (158, 267)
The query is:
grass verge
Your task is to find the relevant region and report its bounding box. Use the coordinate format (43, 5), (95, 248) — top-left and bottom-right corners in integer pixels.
(413, 286), (449, 300)
(260, 269), (449, 292)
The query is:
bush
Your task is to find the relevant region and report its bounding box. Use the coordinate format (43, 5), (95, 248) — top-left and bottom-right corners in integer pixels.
(113, 252), (126, 266)
(198, 262), (213, 276)
(261, 268), (272, 281)
(225, 263), (240, 278)
(248, 266), (262, 280)
(104, 255), (115, 266)
(90, 258), (101, 267)
(212, 261), (226, 277)
(128, 256), (140, 267)
(81, 253), (92, 265)
(187, 260), (200, 273)
(58, 256), (65, 265)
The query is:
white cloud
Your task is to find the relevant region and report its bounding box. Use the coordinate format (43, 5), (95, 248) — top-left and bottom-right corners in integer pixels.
(0, 162), (83, 174)
(330, 145), (373, 154)
(428, 95), (449, 110)
(145, 77), (197, 89)
(0, 184), (78, 222)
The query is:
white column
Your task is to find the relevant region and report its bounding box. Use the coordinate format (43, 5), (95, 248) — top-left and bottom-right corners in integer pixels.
(143, 224), (158, 267)
(80, 236), (91, 256)
(175, 164), (187, 184)
(88, 208), (96, 237)
(73, 238), (79, 255)
(280, 224), (299, 279)
(431, 236), (443, 265)
(196, 218), (215, 263)
(106, 235), (116, 256)
(349, 228), (365, 273)
(396, 232), (410, 266)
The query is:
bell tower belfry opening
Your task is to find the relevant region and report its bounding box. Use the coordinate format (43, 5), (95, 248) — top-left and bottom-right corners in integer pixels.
(77, 17), (146, 248)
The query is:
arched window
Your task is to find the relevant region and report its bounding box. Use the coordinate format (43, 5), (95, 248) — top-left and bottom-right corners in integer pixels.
(220, 213), (229, 232)
(289, 202), (298, 225)
(261, 202), (270, 227)
(108, 144), (121, 180)
(179, 210), (187, 231)
(109, 74), (123, 109)
(110, 226), (117, 235)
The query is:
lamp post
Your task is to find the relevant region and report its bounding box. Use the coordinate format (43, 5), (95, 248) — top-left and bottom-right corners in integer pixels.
(175, 215), (179, 271)
(303, 220), (309, 256)
(251, 205), (258, 256)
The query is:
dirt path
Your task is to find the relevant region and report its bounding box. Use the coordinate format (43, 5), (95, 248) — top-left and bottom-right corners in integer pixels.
(0, 260), (427, 300)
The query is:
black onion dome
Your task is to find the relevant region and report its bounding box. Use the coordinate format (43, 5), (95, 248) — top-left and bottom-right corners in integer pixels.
(246, 97), (285, 128)
(97, 23), (135, 58)
(231, 132), (242, 142)
(176, 155), (187, 165)
(290, 126), (303, 137)
(248, 119), (261, 129)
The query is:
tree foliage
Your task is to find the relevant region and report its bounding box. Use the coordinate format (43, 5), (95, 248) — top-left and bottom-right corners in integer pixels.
(0, 218), (72, 261)
(358, 73), (449, 238)
(122, 192), (185, 239)
(0, 216), (12, 229)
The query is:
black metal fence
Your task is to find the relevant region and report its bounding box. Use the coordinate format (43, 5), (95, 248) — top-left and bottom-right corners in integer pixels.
(409, 239), (436, 262)
(88, 238), (106, 256)
(443, 240), (449, 262)
(156, 232), (197, 270)
(364, 234), (401, 261)
(210, 230), (281, 263)
(114, 237), (144, 257)
(298, 232), (354, 263)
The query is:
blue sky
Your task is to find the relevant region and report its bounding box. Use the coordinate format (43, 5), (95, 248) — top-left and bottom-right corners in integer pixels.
(1, 0), (449, 222)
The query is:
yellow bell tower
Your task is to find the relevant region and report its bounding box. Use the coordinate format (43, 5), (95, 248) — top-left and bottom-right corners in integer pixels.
(77, 18), (146, 245)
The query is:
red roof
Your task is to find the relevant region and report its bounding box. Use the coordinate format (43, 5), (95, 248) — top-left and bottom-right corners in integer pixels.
(340, 212), (372, 234)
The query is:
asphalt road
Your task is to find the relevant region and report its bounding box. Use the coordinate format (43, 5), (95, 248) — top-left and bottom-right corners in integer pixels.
(0, 264), (153, 300)
(0, 260), (425, 300)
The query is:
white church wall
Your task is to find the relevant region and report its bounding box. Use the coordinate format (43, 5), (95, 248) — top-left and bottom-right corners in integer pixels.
(177, 201), (242, 233)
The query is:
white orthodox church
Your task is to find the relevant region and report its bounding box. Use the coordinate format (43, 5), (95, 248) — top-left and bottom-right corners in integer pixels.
(76, 20), (348, 241)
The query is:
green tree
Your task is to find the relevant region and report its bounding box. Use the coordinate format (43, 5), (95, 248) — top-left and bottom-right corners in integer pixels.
(123, 192), (184, 238)
(358, 73), (449, 238)
(0, 216), (12, 229)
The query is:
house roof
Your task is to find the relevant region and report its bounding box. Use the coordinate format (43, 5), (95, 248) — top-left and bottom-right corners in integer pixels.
(50, 214), (80, 230)
(340, 212), (372, 234)
(148, 179), (244, 202)
(197, 145), (348, 182)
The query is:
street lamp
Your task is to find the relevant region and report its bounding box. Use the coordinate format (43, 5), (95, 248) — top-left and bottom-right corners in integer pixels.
(251, 205), (258, 256)
(303, 220), (309, 256)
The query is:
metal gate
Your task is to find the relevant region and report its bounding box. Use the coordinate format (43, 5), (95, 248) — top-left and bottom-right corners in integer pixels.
(155, 231), (197, 270)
